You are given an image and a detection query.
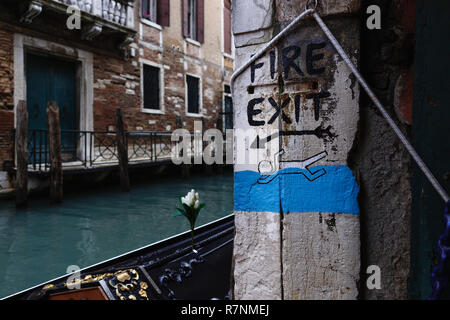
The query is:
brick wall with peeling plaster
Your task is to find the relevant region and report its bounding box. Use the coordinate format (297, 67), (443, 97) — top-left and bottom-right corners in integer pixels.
(232, 0), (415, 300)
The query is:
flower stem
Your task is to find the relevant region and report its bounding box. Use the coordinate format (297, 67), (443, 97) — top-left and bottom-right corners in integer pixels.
(190, 228), (195, 251)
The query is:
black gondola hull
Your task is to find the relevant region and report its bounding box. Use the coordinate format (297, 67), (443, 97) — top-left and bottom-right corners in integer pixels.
(4, 215), (235, 300)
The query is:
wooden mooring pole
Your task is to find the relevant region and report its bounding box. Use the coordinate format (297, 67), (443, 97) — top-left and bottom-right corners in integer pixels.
(115, 108), (130, 192)
(15, 100), (28, 208)
(47, 101), (63, 204)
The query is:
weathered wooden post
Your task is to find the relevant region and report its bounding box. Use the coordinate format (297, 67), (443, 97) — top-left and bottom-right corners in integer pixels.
(115, 108), (130, 192)
(232, 0), (361, 299)
(15, 100), (28, 208)
(47, 101), (63, 204)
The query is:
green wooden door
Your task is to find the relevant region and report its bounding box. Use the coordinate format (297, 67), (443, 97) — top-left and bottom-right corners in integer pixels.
(26, 53), (78, 164)
(409, 0), (450, 299)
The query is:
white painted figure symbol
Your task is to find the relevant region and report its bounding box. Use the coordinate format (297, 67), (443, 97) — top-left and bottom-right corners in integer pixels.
(257, 150), (328, 184)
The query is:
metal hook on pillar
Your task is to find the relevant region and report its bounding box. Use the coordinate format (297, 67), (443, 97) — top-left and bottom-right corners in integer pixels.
(305, 0), (318, 11)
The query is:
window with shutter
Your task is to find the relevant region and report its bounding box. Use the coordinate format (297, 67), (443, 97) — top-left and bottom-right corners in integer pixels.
(142, 0), (157, 23)
(196, 0), (204, 43)
(183, 0), (204, 43)
(143, 64), (161, 111)
(186, 75), (200, 114)
(224, 95), (233, 129)
(188, 0), (197, 41)
(157, 0), (170, 27)
(182, 0), (189, 38)
(223, 84), (233, 129)
(224, 0), (232, 54)
(142, 0), (170, 27)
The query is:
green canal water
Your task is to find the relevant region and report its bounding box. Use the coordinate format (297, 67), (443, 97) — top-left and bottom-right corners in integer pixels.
(0, 173), (233, 299)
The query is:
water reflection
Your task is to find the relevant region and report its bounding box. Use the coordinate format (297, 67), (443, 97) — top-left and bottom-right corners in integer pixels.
(0, 172), (233, 298)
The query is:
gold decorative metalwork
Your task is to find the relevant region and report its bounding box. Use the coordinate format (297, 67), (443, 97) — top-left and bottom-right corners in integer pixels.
(65, 272), (114, 287)
(116, 272), (131, 283)
(137, 281), (149, 300)
(60, 268), (147, 300)
(140, 282), (148, 290)
(130, 269), (139, 280)
(139, 289), (148, 300)
(116, 287), (122, 298)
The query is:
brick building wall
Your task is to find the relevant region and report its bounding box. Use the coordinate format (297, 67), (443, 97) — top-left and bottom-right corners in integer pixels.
(0, 0), (234, 173)
(93, 54), (140, 132)
(0, 28), (14, 172)
(0, 29), (14, 111)
(0, 110), (14, 172)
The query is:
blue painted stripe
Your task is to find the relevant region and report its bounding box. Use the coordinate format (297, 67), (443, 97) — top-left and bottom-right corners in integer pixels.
(234, 166), (360, 214)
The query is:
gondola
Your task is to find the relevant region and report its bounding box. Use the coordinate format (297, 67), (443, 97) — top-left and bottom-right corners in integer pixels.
(3, 214), (234, 300)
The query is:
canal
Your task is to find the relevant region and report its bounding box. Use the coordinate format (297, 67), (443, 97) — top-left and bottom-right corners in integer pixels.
(0, 171), (233, 298)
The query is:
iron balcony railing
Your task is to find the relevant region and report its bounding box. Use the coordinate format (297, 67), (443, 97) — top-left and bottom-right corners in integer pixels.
(27, 129), (181, 172)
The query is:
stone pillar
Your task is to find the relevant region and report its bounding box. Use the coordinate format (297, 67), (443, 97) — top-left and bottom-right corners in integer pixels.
(232, 0), (361, 300)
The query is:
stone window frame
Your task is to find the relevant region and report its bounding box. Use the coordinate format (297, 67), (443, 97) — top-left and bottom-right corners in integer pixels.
(222, 83), (233, 129)
(142, 0), (158, 22)
(182, 0), (204, 45)
(187, 0), (198, 42)
(141, 0), (163, 31)
(13, 33), (94, 164)
(185, 72), (203, 118)
(185, 37), (202, 48)
(139, 58), (165, 115)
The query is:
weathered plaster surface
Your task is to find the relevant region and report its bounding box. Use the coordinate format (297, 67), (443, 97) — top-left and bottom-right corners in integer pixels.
(233, 0), (362, 300)
(233, 38), (282, 299)
(278, 17), (361, 299)
(232, 0), (274, 48)
(351, 0), (414, 300)
(283, 212), (360, 299)
(278, 20), (360, 164)
(351, 108), (411, 299)
(233, 211), (282, 299)
(276, 0), (361, 22)
(232, 0), (274, 35)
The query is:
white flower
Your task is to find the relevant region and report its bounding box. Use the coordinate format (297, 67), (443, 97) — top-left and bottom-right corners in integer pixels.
(181, 190), (201, 208)
(182, 189), (198, 207)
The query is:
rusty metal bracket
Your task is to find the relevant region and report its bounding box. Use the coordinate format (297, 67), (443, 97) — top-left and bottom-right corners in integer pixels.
(305, 0), (318, 11)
